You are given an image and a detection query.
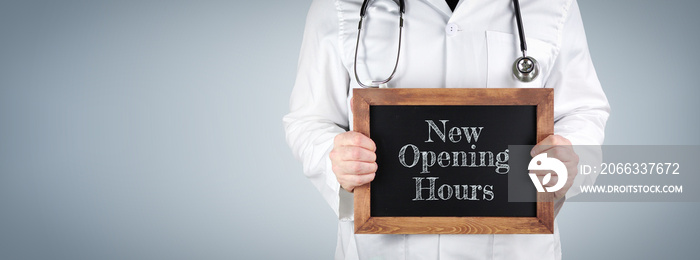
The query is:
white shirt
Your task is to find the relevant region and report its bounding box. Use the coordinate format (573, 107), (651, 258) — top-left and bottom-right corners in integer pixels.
(284, 0), (610, 259)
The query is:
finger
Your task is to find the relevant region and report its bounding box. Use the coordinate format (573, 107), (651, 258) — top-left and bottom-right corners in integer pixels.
(542, 146), (578, 163)
(530, 135), (571, 156)
(567, 164), (578, 176)
(530, 169), (561, 186)
(339, 172), (376, 192)
(543, 175), (558, 187)
(333, 161), (378, 176)
(334, 131), (376, 151)
(530, 136), (556, 156)
(332, 146), (376, 162)
(531, 170), (553, 177)
(533, 170), (572, 179)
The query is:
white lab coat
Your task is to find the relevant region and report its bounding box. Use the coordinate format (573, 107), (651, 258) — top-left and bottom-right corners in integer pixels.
(284, 0), (610, 259)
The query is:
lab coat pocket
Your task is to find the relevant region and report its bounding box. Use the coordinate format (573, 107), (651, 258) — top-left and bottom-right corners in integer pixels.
(486, 31), (555, 88)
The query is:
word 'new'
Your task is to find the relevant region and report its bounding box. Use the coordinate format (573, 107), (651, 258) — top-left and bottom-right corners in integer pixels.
(425, 120), (484, 144)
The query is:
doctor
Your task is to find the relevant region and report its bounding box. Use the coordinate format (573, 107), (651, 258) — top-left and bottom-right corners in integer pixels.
(284, 0), (609, 259)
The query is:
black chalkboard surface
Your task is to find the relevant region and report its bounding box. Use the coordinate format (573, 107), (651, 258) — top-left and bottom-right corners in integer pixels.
(352, 88), (554, 234)
(370, 105), (537, 217)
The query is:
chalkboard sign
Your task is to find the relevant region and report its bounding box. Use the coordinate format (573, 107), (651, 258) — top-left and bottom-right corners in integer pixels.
(352, 88), (553, 234)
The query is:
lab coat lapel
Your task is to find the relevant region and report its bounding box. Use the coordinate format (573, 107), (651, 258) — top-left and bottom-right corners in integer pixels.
(421, 0), (453, 18)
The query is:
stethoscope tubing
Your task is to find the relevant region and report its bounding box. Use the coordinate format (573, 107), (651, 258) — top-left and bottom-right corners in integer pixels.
(354, 0), (538, 88)
(512, 0), (528, 57)
(353, 11), (404, 88)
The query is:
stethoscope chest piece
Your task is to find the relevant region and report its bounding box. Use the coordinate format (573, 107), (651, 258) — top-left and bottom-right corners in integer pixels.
(512, 56), (540, 83)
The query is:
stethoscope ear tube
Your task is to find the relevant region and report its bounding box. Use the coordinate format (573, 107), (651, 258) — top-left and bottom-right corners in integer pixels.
(354, 0), (404, 88)
(512, 0), (528, 57)
(359, 0), (370, 17)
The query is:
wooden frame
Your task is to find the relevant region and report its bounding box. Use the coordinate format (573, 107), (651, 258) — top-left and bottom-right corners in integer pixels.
(352, 88), (554, 234)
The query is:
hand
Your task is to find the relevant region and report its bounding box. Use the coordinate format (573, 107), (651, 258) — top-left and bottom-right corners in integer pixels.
(530, 135), (579, 201)
(329, 131), (378, 192)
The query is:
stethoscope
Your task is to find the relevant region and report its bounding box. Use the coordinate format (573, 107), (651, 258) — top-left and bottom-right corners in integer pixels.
(353, 0), (539, 88)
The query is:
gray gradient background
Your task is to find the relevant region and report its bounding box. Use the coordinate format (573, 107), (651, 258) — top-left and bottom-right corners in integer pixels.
(0, 0), (698, 259)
